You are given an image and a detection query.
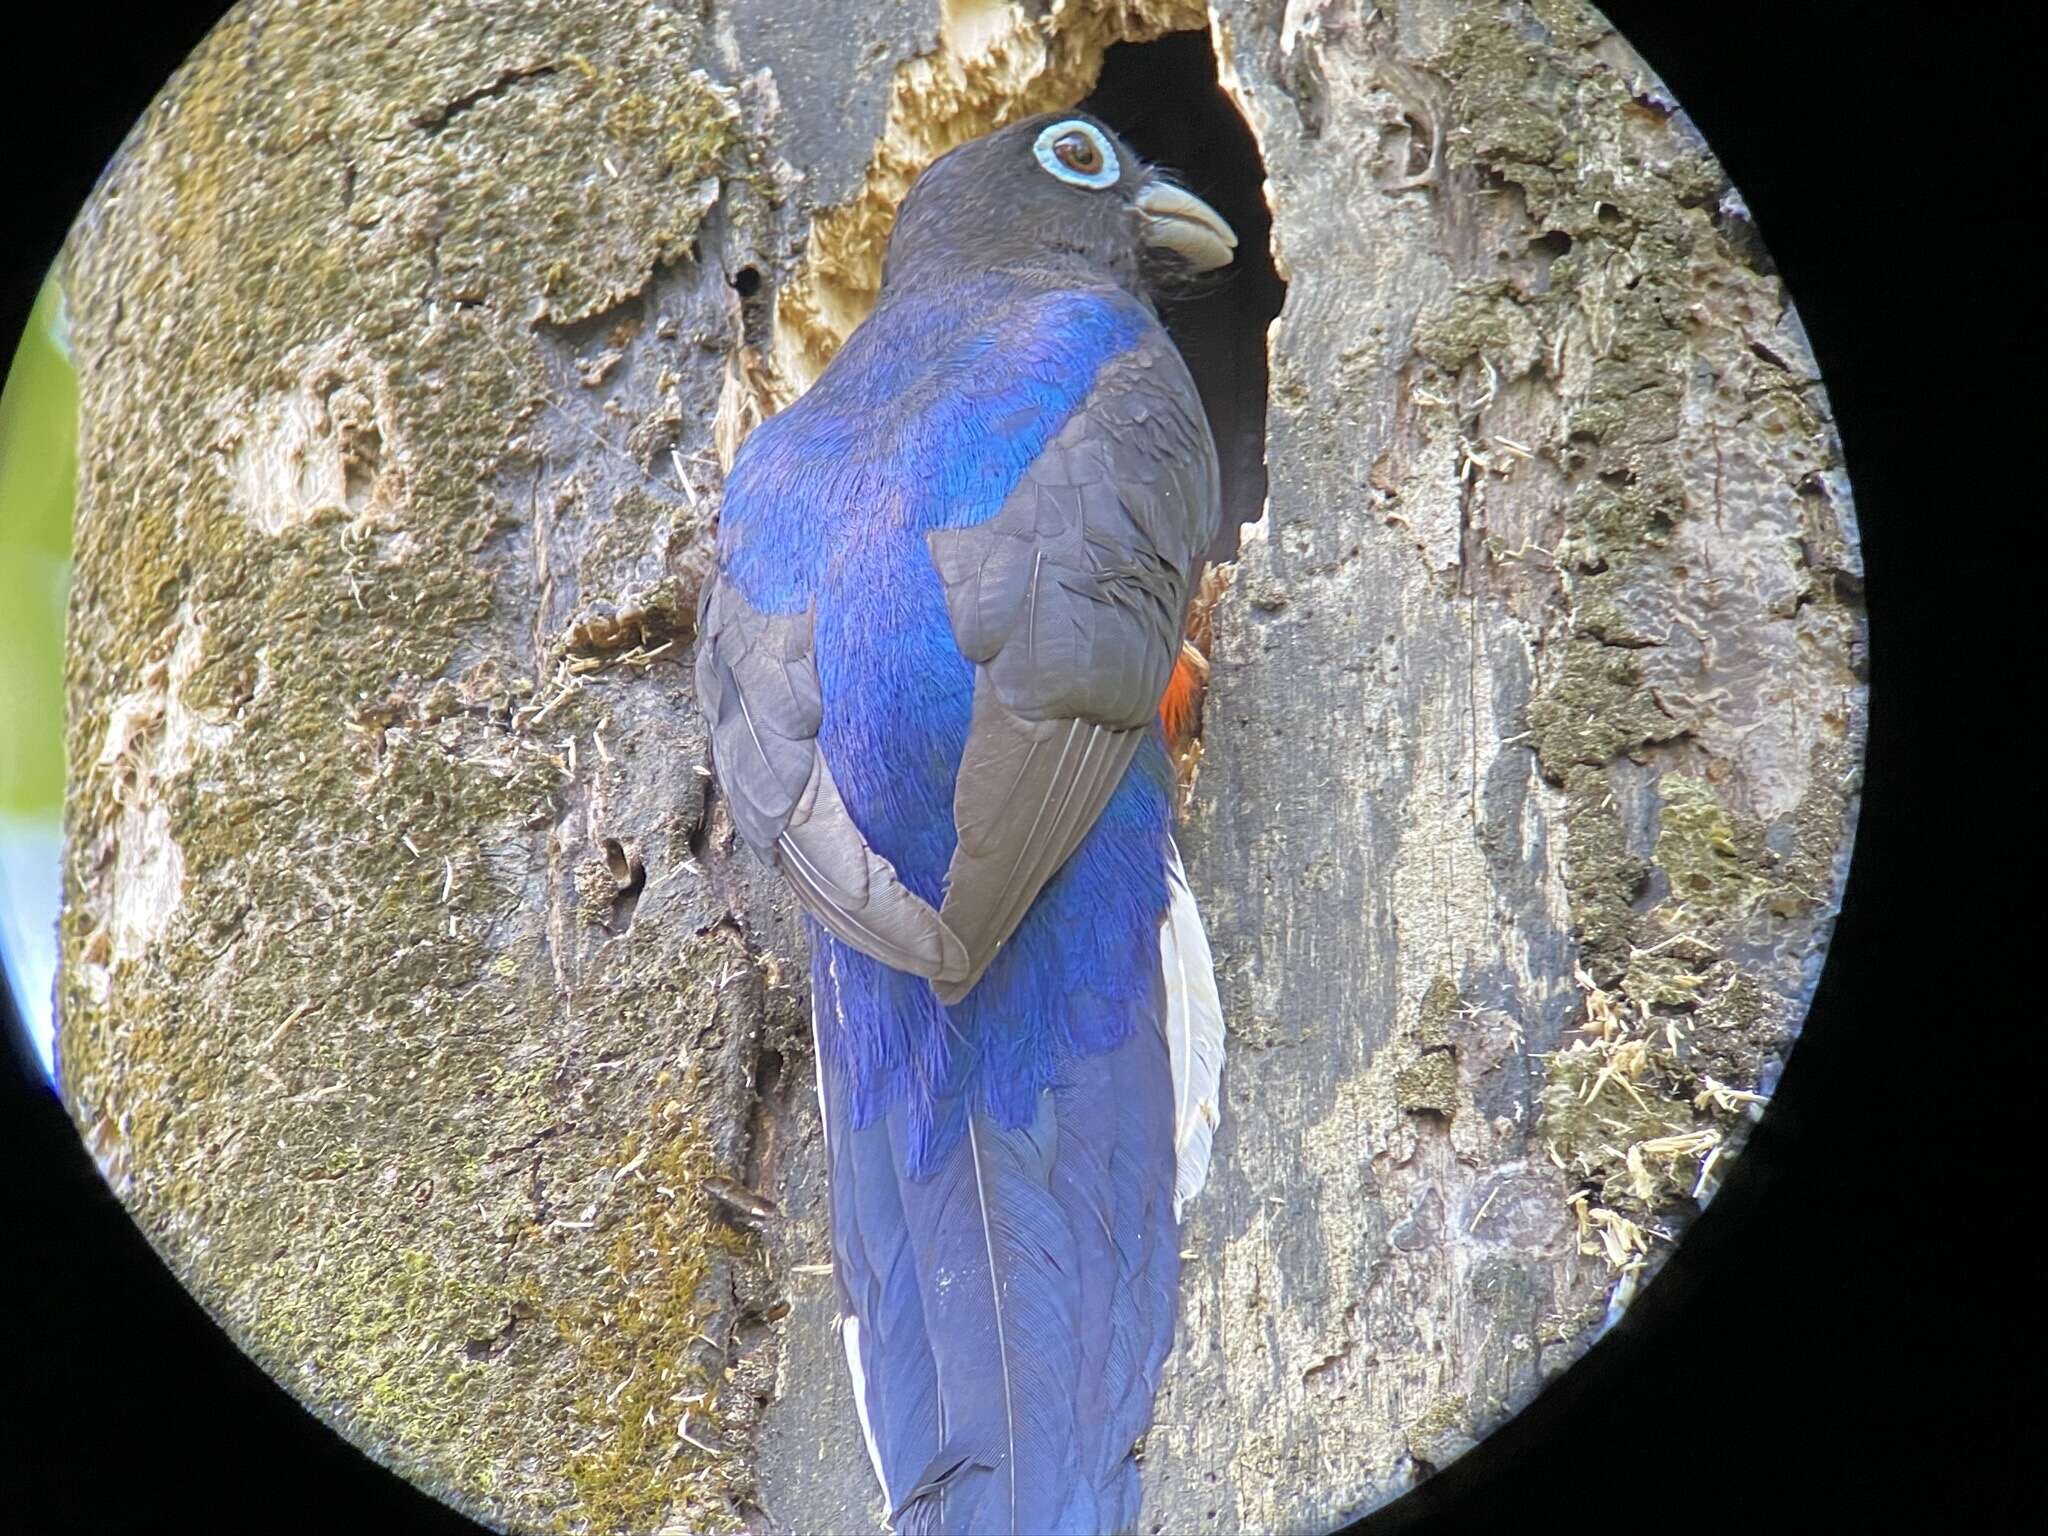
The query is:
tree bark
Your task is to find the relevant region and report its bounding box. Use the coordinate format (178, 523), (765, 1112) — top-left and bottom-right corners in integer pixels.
(59, 2), (1863, 1533)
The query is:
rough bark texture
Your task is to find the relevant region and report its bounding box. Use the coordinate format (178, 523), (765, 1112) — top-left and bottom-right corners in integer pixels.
(59, 2), (1863, 1534)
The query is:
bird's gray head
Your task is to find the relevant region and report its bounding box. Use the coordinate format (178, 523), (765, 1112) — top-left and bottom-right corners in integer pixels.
(880, 111), (1237, 296)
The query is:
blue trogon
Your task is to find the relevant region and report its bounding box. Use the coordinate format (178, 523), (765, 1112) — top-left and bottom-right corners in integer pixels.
(697, 111), (1232, 1535)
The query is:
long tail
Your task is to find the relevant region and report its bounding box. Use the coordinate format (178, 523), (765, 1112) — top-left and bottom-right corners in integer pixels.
(813, 951), (1181, 1535)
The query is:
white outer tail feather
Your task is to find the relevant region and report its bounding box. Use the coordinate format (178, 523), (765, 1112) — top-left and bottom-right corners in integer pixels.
(839, 1313), (889, 1498)
(1162, 839), (1226, 1222)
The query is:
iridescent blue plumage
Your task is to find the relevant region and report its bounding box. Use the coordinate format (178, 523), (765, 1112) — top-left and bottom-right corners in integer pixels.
(724, 282), (1168, 1167)
(696, 110), (1232, 1534)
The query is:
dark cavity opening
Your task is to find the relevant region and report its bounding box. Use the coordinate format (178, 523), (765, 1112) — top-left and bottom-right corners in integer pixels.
(602, 837), (646, 931)
(1084, 29), (1288, 565)
(732, 262), (772, 351)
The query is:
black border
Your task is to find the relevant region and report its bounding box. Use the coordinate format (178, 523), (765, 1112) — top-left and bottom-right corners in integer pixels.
(1, 4), (2018, 1532)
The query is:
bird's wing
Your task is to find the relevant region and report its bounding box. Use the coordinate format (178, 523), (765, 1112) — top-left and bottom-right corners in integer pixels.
(696, 576), (969, 982)
(927, 330), (1219, 1004)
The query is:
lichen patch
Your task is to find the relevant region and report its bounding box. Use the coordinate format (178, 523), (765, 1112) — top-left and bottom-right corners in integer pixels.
(1541, 961), (1770, 1286)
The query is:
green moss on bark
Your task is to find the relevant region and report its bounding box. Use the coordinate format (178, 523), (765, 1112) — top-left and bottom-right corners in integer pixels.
(59, 4), (761, 1532)
(1420, 4), (1860, 1262)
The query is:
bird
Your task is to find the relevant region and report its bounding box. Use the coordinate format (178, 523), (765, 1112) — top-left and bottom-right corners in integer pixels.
(696, 109), (1231, 1535)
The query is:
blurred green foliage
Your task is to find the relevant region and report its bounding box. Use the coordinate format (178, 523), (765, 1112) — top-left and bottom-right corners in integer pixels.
(0, 276), (77, 817)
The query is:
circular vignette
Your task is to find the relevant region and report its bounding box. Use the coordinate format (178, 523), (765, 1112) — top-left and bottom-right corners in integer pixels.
(35, 3), (1869, 1534)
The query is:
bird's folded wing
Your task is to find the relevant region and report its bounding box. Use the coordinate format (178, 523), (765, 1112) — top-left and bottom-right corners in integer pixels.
(926, 332), (1220, 1004)
(696, 575), (969, 983)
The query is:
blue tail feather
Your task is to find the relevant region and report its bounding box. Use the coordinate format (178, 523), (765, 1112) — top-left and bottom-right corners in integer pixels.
(815, 937), (1178, 1535)
(818, 975), (942, 1502)
(890, 1094), (1085, 1535)
(1047, 977), (1177, 1529)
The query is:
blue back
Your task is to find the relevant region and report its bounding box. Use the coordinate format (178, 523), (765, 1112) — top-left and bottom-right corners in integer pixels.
(719, 278), (1175, 1170)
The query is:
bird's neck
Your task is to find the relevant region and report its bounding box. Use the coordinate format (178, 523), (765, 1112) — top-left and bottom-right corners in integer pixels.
(874, 252), (1152, 314)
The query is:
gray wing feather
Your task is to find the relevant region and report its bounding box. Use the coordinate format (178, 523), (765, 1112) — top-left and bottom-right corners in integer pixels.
(697, 574), (968, 983)
(928, 335), (1219, 1004)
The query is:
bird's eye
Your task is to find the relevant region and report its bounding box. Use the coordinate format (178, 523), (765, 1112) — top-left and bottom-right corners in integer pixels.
(1054, 131), (1102, 174)
(1032, 119), (1120, 190)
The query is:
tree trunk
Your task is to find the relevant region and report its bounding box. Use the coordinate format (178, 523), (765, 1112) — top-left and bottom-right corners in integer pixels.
(59, 2), (1863, 1533)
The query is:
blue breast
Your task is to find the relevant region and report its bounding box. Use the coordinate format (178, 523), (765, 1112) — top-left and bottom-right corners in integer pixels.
(720, 279), (1175, 1169)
